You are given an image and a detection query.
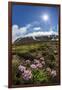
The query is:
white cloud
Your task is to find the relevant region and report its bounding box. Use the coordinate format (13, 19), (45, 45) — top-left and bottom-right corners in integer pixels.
(26, 24), (32, 29)
(12, 24), (31, 42)
(25, 30), (58, 37)
(33, 27), (41, 31)
(12, 23), (58, 42)
(19, 27), (27, 34)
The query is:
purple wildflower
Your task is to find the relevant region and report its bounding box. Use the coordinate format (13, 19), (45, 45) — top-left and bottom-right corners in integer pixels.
(30, 64), (37, 69)
(22, 69), (32, 80)
(40, 57), (44, 61)
(18, 65), (26, 72)
(36, 63), (43, 68)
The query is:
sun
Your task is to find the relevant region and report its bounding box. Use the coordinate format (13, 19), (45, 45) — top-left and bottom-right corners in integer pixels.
(42, 14), (49, 21)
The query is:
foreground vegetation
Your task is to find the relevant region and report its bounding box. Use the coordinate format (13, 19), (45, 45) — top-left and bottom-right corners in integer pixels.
(12, 41), (59, 85)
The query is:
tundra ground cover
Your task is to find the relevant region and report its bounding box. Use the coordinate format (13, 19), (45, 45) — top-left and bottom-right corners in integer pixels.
(12, 41), (59, 85)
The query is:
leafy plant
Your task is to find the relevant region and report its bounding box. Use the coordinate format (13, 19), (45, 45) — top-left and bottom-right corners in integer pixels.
(32, 69), (48, 83)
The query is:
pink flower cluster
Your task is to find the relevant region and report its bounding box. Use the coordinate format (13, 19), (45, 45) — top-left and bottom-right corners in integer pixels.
(46, 67), (57, 77)
(26, 60), (31, 64)
(18, 65), (32, 80)
(18, 65), (26, 72)
(36, 63), (43, 68)
(30, 64), (37, 69)
(30, 58), (44, 69)
(40, 57), (45, 61)
(22, 69), (32, 80)
(18, 56), (57, 81)
(51, 70), (57, 77)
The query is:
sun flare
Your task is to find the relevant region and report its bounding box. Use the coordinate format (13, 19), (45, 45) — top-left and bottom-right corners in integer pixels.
(42, 14), (49, 21)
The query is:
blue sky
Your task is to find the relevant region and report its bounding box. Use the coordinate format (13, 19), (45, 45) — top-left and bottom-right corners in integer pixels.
(12, 4), (59, 42)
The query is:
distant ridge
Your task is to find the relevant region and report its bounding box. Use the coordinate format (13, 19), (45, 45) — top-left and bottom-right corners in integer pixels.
(13, 35), (58, 45)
